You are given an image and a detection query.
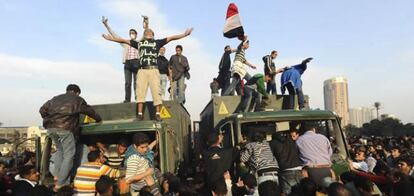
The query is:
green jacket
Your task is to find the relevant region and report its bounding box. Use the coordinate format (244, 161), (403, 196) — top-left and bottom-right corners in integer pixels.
(246, 74), (269, 98)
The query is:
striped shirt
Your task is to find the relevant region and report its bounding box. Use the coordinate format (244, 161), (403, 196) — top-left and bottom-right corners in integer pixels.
(234, 44), (246, 63)
(240, 141), (279, 173)
(104, 145), (125, 169)
(74, 162), (120, 196)
(126, 154), (149, 191)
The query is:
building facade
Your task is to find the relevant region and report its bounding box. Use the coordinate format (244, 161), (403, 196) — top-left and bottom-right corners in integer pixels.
(0, 126), (46, 154)
(324, 77), (350, 126)
(349, 107), (375, 127)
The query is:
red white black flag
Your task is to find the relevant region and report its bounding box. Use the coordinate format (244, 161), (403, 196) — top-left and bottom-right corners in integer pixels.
(223, 3), (244, 39)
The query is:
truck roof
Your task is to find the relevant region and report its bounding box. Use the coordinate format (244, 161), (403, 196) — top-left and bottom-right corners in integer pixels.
(231, 110), (338, 122)
(81, 120), (160, 135)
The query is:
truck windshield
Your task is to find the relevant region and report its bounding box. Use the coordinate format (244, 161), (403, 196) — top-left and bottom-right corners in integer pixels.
(240, 119), (348, 160)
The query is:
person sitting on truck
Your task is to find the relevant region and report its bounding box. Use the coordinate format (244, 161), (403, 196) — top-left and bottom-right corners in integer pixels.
(124, 132), (160, 196)
(237, 73), (272, 113)
(222, 38), (257, 96)
(280, 57), (313, 110)
(210, 78), (220, 99)
(103, 24), (193, 121)
(240, 131), (279, 185)
(296, 122), (335, 187)
(73, 150), (120, 196)
(104, 138), (128, 169)
(39, 84), (102, 191)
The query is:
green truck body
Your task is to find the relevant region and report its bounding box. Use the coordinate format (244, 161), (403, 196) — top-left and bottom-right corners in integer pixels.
(198, 95), (350, 176)
(40, 101), (192, 184)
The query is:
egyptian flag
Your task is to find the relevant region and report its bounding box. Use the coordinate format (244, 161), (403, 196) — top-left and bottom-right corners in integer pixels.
(223, 3), (244, 39)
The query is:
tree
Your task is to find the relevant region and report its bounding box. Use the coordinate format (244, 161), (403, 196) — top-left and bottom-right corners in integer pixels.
(344, 124), (361, 137)
(374, 102), (381, 120)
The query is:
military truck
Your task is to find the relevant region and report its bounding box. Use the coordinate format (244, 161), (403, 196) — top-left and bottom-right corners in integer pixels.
(199, 95), (350, 176)
(39, 100), (192, 184)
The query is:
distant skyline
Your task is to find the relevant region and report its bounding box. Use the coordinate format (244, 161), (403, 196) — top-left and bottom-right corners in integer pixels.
(0, 0), (413, 126)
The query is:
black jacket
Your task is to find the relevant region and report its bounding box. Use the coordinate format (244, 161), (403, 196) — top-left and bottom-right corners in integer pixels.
(157, 55), (170, 75)
(12, 180), (34, 196)
(269, 134), (302, 171)
(39, 93), (101, 136)
(203, 146), (233, 187)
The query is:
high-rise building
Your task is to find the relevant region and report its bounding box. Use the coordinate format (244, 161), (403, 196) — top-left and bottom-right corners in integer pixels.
(324, 77), (350, 126)
(349, 107), (374, 127)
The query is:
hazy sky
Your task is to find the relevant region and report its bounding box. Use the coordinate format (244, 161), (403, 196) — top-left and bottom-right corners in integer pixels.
(0, 0), (413, 126)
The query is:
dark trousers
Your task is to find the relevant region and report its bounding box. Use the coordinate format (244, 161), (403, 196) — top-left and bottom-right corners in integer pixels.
(305, 167), (332, 187)
(218, 72), (231, 96)
(278, 170), (303, 195)
(266, 77), (277, 95)
(124, 59), (139, 102)
(223, 73), (252, 96)
(285, 82), (305, 109)
(238, 85), (261, 112)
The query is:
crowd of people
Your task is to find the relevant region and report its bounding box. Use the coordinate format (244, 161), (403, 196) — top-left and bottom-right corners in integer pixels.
(2, 124), (414, 196)
(1, 10), (414, 196)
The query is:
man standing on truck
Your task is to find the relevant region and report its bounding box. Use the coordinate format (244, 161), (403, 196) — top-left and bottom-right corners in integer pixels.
(102, 16), (144, 103)
(39, 84), (102, 191)
(157, 47), (169, 100)
(296, 122), (335, 187)
(103, 26), (193, 121)
(222, 38), (257, 96)
(280, 57), (313, 110)
(169, 45), (190, 104)
(238, 73), (272, 113)
(217, 45), (236, 96)
(263, 50), (282, 95)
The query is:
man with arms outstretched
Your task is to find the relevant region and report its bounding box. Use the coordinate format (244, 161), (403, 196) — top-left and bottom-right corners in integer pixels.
(103, 26), (193, 120)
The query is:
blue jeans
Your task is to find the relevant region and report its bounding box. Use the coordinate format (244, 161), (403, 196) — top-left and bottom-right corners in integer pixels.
(124, 60), (138, 102)
(160, 74), (168, 100)
(286, 82), (305, 109)
(47, 128), (76, 186)
(239, 85), (262, 112)
(278, 170), (303, 195)
(171, 76), (185, 104)
(223, 73), (252, 96)
(266, 79), (276, 95)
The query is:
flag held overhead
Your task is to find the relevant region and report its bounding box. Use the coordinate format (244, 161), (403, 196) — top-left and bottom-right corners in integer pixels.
(223, 3), (245, 39)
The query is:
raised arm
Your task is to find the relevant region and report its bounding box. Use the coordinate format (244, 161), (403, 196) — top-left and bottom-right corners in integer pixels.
(148, 132), (159, 150)
(102, 34), (131, 45)
(142, 15), (149, 29)
(102, 16), (119, 38)
(166, 28), (193, 43)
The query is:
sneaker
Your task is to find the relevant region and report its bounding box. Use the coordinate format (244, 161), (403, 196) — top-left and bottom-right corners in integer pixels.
(137, 113), (144, 121)
(301, 57), (313, 65)
(155, 114), (161, 121)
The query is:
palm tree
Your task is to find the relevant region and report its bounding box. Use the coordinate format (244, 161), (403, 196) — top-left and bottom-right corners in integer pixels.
(374, 102), (381, 120)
